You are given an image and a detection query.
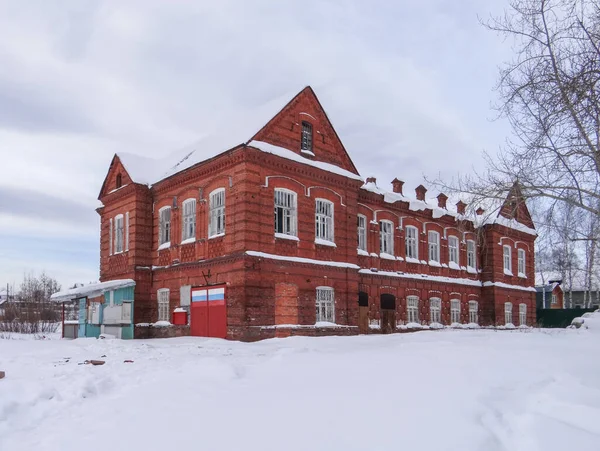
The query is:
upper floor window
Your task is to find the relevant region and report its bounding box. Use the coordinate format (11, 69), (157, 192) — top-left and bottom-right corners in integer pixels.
(503, 245), (512, 275)
(450, 299), (461, 324)
(274, 189), (297, 237)
(116, 173), (122, 189)
(519, 303), (527, 326)
(157, 288), (170, 322)
(428, 231), (440, 262)
(114, 214), (124, 253)
(405, 226), (418, 259)
(315, 199), (334, 243)
(467, 240), (476, 269)
(209, 188), (226, 237)
(517, 248), (526, 276)
(429, 298), (441, 324)
(316, 287), (335, 323)
(407, 296), (420, 323)
(301, 121), (313, 152)
(448, 236), (459, 266)
(379, 220), (394, 255)
(504, 302), (513, 325)
(469, 300), (478, 324)
(357, 214), (367, 251)
(159, 207), (171, 247)
(182, 199), (196, 242)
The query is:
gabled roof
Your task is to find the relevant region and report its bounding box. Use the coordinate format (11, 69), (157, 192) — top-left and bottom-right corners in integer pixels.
(110, 86), (359, 188)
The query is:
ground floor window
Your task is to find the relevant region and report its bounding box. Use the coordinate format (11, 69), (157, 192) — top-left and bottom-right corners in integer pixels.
(158, 289), (170, 322)
(519, 303), (527, 326)
(407, 296), (419, 323)
(469, 301), (478, 324)
(504, 302), (513, 325)
(316, 287), (335, 323)
(430, 298), (441, 323)
(450, 299), (461, 324)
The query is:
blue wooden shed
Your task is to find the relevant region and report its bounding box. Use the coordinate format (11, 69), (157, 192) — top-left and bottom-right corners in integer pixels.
(51, 279), (136, 339)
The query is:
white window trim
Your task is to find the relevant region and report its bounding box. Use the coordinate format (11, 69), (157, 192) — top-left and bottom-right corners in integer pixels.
(448, 236), (459, 267)
(503, 245), (513, 275)
(274, 188), (298, 237)
(316, 286), (335, 323)
(466, 240), (476, 271)
(125, 211), (130, 251)
(428, 230), (441, 263)
(109, 217), (113, 256)
(315, 198), (334, 244)
(450, 299), (461, 324)
(504, 302), (513, 325)
(114, 214), (124, 254)
(181, 198), (197, 243)
(405, 226), (419, 260)
(468, 300), (478, 324)
(551, 294), (557, 305)
(209, 188), (226, 238)
(357, 214), (367, 251)
(379, 220), (394, 256)
(158, 206), (172, 249)
(157, 288), (170, 323)
(407, 296), (419, 324)
(519, 303), (527, 326)
(429, 297), (441, 324)
(517, 248), (526, 277)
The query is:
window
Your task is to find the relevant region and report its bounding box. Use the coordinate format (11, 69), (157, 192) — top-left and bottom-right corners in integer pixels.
(428, 231), (440, 262)
(157, 289), (170, 322)
(551, 294), (557, 305)
(468, 301), (478, 324)
(357, 214), (367, 251)
(504, 302), (513, 325)
(517, 249), (526, 276)
(430, 298), (441, 324)
(407, 296), (419, 323)
(316, 287), (335, 323)
(209, 189), (226, 237)
(274, 189), (297, 236)
(467, 240), (476, 269)
(301, 121), (313, 152)
(182, 199), (196, 242)
(503, 245), (512, 274)
(159, 207), (171, 247)
(450, 299), (461, 324)
(448, 236), (459, 265)
(519, 303), (527, 326)
(109, 218), (113, 255)
(380, 220), (394, 255)
(405, 226), (418, 259)
(114, 214), (124, 253)
(116, 173), (122, 189)
(315, 199), (334, 242)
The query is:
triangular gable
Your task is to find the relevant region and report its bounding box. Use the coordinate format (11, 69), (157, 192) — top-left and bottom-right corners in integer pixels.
(98, 155), (134, 199)
(497, 182), (535, 229)
(249, 86), (360, 175)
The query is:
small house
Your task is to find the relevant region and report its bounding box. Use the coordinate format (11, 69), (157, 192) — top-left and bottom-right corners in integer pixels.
(535, 281), (563, 309)
(51, 279), (135, 339)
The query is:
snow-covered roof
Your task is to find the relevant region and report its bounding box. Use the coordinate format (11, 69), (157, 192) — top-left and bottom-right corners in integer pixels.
(360, 181), (536, 235)
(535, 270), (599, 291)
(117, 87), (314, 186)
(50, 279), (136, 303)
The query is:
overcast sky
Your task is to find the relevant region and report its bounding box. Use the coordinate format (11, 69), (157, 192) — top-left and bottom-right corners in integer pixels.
(0, 0), (513, 290)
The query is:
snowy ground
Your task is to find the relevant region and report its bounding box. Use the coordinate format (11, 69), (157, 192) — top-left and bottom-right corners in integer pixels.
(1, 328), (599, 451)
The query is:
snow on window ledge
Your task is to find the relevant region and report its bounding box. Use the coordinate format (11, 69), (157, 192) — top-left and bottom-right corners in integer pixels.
(208, 232), (225, 240)
(275, 233), (299, 241)
(181, 237), (196, 245)
(466, 266), (477, 274)
(314, 321), (338, 327)
(428, 260), (442, 267)
(380, 252), (396, 261)
(405, 257), (421, 264)
(441, 263), (448, 268)
(301, 149), (315, 157)
(448, 262), (460, 270)
(158, 242), (171, 251)
(315, 238), (336, 247)
(357, 248), (369, 256)
(518, 272), (527, 278)
(503, 269), (514, 276)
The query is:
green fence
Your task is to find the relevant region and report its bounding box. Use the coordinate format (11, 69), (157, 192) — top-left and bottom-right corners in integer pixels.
(536, 308), (596, 328)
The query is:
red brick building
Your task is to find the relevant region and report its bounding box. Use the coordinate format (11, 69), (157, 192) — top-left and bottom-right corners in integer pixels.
(97, 86), (537, 340)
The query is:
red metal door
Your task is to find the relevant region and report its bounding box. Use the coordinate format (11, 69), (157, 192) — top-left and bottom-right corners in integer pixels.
(191, 286), (226, 338)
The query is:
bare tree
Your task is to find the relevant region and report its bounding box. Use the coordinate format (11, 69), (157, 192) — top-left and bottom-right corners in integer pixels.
(436, 0), (600, 219)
